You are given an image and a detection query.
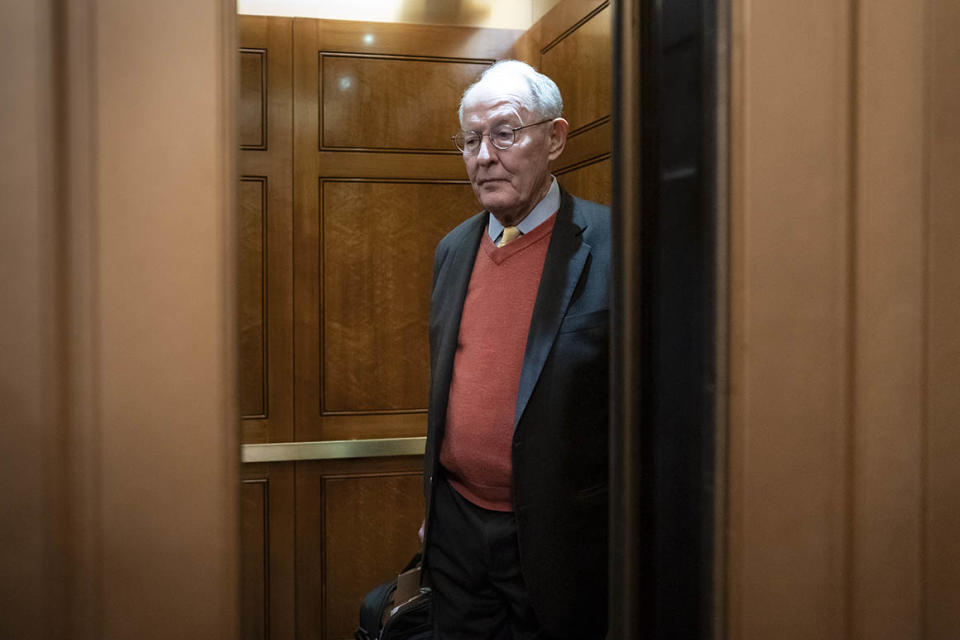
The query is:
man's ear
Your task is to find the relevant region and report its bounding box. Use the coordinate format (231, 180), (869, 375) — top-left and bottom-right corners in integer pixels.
(546, 118), (569, 161)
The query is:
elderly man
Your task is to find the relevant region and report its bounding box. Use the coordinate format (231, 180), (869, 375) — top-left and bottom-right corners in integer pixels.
(421, 60), (610, 639)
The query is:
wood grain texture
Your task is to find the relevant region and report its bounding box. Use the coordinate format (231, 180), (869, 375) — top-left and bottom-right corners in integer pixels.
(294, 17), (514, 441)
(557, 156), (611, 205)
(312, 413), (428, 442)
(321, 55), (489, 152)
(323, 473), (425, 640)
(510, 0), (611, 205)
(239, 49), (266, 149)
(241, 479), (269, 640)
(293, 16), (324, 442)
(295, 457), (426, 640)
(540, 3), (611, 134)
(557, 118), (611, 176)
(534, 0), (608, 47)
(311, 17), (520, 61)
(240, 16), (294, 444)
(508, 24), (539, 65)
(315, 151), (468, 180)
(239, 177), (267, 418)
(533, 0), (566, 23)
(321, 180), (477, 414)
(242, 463), (296, 640)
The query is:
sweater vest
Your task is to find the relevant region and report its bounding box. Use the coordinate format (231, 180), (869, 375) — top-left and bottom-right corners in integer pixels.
(439, 214), (556, 511)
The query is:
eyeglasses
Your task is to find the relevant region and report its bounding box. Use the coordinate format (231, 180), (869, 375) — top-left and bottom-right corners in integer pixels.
(452, 118), (555, 154)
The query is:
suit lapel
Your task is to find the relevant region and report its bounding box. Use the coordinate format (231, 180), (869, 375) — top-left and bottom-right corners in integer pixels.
(514, 191), (591, 427)
(430, 214), (486, 430)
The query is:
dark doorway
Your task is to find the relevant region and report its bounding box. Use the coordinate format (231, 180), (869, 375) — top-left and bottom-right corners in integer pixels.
(610, 0), (727, 637)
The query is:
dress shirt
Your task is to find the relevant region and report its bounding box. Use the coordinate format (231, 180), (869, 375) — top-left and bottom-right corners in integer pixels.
(487, 177), (560, 244)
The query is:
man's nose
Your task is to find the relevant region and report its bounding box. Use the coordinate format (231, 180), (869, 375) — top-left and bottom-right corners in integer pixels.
(475, 136), (497, 164)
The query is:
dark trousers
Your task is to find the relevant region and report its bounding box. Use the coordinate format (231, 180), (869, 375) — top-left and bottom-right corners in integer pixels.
(426, 476), (563, 640)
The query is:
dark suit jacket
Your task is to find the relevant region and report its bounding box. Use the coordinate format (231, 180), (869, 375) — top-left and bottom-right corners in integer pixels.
(423, 188), (610, 637)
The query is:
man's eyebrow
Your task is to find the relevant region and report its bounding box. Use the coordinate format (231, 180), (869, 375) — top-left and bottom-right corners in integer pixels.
(465, 115), (519, 131)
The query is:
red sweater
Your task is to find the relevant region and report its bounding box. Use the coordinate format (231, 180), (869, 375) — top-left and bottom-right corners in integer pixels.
(439, 215), (556, 511)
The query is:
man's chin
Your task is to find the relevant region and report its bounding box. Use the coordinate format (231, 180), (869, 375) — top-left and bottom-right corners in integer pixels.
(478, 195), (518, 216)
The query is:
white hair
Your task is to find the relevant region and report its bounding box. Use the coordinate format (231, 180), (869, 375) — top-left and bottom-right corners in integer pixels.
(458, 59), (564, 125)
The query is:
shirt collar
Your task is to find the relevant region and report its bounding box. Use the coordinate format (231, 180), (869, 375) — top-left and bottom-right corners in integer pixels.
(487, 177), (560, 243)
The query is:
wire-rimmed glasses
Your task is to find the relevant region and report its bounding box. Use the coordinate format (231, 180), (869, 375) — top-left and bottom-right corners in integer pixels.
(452, 118), (554, 154)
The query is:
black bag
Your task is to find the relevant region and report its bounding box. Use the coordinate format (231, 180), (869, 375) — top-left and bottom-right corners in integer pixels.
(355, 552), (432, 640)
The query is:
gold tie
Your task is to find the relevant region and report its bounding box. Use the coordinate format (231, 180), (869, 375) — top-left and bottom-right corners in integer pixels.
(497, 226), (521, 248)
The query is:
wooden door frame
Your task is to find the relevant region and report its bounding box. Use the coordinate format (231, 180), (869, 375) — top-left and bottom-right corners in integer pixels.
(1, 1), (239, 636)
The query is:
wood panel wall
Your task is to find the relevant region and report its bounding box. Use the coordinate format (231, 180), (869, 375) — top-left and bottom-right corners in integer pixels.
(290, 22), (510, 639)
(727, 0), (960, 638)
(237, 16), (519, 640)
(292, 20), (517, 445)
(239, 17), (294, 444)
(512, 0), (612, 205)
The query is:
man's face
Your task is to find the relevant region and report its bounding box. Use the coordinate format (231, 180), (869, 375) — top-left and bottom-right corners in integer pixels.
(459, 79), (567, 227)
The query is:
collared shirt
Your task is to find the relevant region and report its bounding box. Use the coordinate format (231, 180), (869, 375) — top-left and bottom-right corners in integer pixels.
(486, 176), (560, 244)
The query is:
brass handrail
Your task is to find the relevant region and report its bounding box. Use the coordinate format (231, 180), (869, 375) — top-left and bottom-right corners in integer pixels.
(241, 437), (426, 463)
